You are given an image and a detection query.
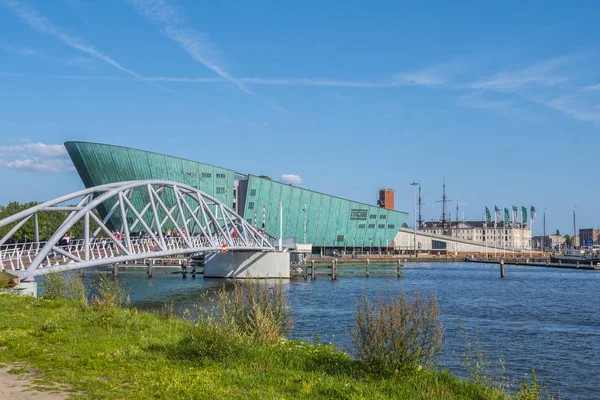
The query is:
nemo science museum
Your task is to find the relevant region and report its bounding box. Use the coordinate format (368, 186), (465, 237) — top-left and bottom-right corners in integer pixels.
(65, 141), (408, 255)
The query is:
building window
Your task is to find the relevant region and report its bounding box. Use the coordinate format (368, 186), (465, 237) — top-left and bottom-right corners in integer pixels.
(216, 187), (225, 194)
(368, 224), (375, 229)
(337, 235), (344, 242)
(201, 172), (212, 178)
(387, 224), (394, 229)
(370, 214), (376, 219)
(378, 224), (385, 229)
(380, 215), (387, 219)
(350, 209), (368, 220)
(246, 218), (252, 224)
(358, 224), (366, 229)
(250, 189), (256, 196)
(432, 240), (447, 250)
(248, 202), (255, 210)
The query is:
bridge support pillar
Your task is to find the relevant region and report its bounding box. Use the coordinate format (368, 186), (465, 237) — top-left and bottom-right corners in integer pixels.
(146, 260), (153, 278)
(204, 251), (290, 278)
(112, 264), (118, 278)
(15, 280), (37, 298)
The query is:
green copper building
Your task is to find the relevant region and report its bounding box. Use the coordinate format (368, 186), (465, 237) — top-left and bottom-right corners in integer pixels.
(65, 141), (407, 251)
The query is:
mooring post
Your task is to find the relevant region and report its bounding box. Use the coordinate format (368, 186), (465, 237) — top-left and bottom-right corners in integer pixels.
(576, 261), (580, 269)
(192, 263), (197, 279)
(304, 261), (308, 280)
(311, 260), (316, 281)
(397, 259), (401, 278)
(181, 260), (187, 279)
(366, 258), (370, 278)
(500, 260), (505, 278)
(331, 259), (336, 281)
(146, 260), (153, 278)
(112, 263), (118, 278)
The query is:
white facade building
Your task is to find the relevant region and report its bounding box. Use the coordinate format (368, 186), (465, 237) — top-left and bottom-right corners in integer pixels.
(419, 221), (532, 250)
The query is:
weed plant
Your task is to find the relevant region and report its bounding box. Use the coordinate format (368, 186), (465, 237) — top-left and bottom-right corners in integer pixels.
(40, 272), (65, 300)
(349, 289), (444, 374)
(208, 279), (293, 343)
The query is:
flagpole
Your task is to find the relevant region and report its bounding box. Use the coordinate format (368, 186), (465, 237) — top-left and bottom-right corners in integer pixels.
(503, 205), (506, 259)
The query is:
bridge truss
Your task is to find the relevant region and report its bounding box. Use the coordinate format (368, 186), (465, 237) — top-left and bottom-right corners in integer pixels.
(0, 180), (274, 281)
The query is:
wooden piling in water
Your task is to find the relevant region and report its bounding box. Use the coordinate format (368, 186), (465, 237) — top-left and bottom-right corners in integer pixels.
(397, 259), (401, 278)
(366, 258), (370, 278)
(311, 260), (316, 281)
(146, 260), (153, 278)
(331, 260), (336, 281)
(500, 260), (505, 278)
(192, 264), (197, 279)
(78, 269), (84, 278)
(181, 260), (187, 279)
(112, 264), (118, 278)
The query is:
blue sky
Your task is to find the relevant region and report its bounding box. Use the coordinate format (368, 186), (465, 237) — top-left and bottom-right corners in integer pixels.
(1, 0), (600, 235)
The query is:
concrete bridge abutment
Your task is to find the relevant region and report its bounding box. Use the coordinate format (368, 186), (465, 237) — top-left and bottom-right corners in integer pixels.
(203, 251), (290, 278)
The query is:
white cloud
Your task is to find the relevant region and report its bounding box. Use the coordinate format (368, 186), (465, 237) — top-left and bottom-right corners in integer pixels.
(0, 142), (74, 173)
(394, 71), (446, 86)
(470, 56), (572, 92)
(125, 0), (182, 25)
(281, 174), (302, 185)
(0, 44), (93, 68)
(126, 0), (286, 111)
(1, 0), (173, 92)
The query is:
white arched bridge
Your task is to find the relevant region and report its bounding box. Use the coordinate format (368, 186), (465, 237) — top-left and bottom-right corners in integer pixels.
(1, 180), (274, 282)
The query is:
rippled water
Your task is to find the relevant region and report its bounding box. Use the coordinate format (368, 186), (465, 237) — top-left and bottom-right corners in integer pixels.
(105, 262), (599, 400)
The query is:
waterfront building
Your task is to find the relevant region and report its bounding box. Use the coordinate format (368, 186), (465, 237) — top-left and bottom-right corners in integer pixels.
(65, 141), (408, 253)
(420, 221), (532, 250)
(579, 229), (599, 246)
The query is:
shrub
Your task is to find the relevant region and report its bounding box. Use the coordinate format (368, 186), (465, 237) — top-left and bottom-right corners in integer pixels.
(349, 289), (444, 373)
(41, 273), (65, 300)
(212, 279), (293, 342)
(64, 272), (87, 306)
(0, 271), (10, 289)
(91, 274), (128, 309)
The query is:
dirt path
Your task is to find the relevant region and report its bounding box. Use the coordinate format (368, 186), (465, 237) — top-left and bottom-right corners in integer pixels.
(0, 364), (68, 400)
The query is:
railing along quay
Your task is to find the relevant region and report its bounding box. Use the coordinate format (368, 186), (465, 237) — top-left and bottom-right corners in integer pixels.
(291, 259), (403, 280)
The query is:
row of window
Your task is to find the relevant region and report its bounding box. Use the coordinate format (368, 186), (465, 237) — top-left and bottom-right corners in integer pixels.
(216, 187), (226, 194)
(216, 173), (226, 179)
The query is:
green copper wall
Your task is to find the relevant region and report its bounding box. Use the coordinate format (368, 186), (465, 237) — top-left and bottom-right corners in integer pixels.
(65, 142), (408, 245)
(64, 141), (236, 231)
(243, 175), (407, 247)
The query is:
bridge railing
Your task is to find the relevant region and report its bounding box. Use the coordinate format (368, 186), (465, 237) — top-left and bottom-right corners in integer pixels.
(0, 235), (216, 271)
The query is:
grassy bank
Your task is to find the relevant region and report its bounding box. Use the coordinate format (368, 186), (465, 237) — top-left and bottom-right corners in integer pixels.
(0, 294), (511, 400)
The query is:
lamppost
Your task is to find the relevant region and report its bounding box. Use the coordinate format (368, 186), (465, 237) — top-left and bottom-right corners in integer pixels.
(303, 204), (307, 244)
(573, 206), (577, 249)
(410, 181), (419, 257)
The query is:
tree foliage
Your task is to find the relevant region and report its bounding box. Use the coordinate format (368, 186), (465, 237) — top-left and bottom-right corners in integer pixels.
(0, 201), (102, 243)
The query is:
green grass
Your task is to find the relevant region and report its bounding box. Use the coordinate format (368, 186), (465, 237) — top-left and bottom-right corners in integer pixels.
(0, 295), (509, 400)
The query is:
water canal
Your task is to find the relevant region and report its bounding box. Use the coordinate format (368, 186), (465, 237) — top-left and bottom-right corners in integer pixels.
(84, 262), (599, 399)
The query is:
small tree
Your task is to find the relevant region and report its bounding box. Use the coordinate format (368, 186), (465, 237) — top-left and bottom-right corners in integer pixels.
(555, 229), (561, 236)
(564, 234), (572, 247)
